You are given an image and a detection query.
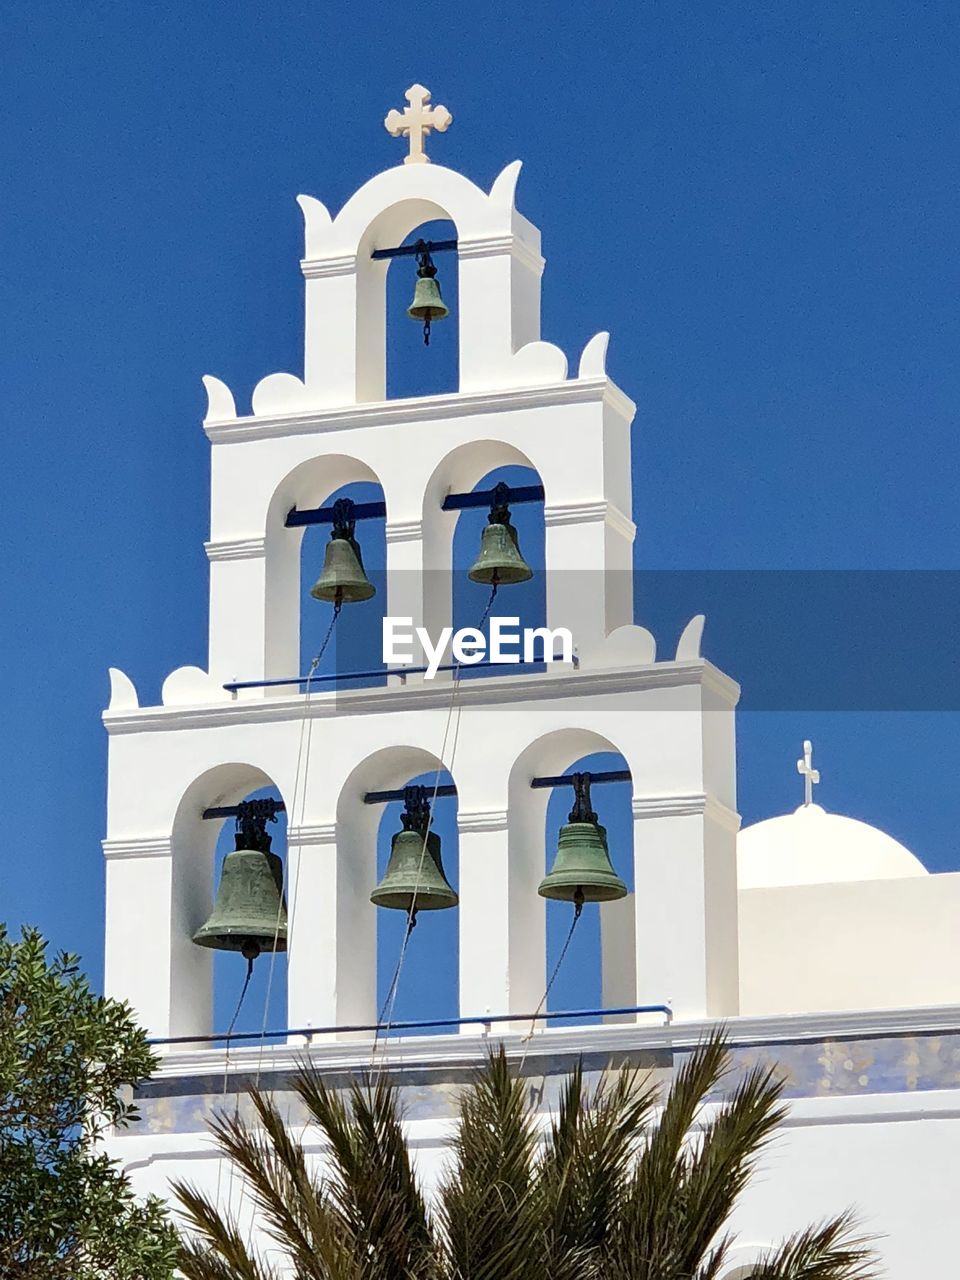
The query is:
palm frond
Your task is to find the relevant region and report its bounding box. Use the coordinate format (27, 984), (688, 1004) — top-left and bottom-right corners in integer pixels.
(538, 1060), (659, 1260)
(294, 1066), (436, 1280)
(695, 1233), (733, 1280)
(613, 1028), (731, 1278)
(173, 1179), (278, 1280)
(672, 1062), (787, 1271)
(437, 1046), (541, 1280)
(748, 1211), (879, 1279)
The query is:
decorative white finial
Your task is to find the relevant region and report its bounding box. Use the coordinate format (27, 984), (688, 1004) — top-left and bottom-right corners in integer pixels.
(796, 739), (820, 807)
(384, 84), (452, 165)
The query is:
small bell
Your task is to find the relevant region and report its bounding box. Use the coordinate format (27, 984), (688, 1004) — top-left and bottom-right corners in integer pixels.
(468, 483), (533, 586)
(539, 774), (628, 904)
(371, 786), (459, 915)
(407, 241), (449, 346)
(193, 800), (288, 960)
(311, 498), (376, 605)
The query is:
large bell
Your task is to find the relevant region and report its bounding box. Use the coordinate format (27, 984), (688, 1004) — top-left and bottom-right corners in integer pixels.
(371, 788), (458, 913)
(193, 824), (287, 961)
(468, 485), (533, 586)
(311, 500), (375, 605)
(538, 774), (628, 904)
(407, 242), (448, 345)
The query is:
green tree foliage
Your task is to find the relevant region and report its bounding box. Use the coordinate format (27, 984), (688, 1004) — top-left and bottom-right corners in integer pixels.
(176, 1029), (877, 1280)
(0, 925), (177, 1279)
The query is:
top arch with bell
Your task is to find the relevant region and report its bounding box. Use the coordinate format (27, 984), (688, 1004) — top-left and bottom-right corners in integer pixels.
(203, 153), (626, 419)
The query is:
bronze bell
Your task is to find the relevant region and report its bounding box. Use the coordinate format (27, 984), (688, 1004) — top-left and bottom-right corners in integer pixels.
(193, 800), (287, 961)
(468, 484), (533, 586)
(539, 774), (628, 904)
(311, 498), (376, 605)
(407, 241), (449, 345)
(371, 786), (458, 915)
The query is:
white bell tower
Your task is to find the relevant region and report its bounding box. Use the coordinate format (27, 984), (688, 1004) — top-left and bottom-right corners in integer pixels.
(102, 87), (741, 1045)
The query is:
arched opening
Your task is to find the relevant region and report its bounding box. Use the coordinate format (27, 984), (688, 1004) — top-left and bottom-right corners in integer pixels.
(374, 768), (459, 1032)
(422, 440), (548, 656)
(543, 751), (634, 1024)
(263, 454), (385, 684)
(298, 480), (386, 688)
(335, 746), (461, 1036)
(171, 763), (290, 1042)
(451, 463), (545, 680)
(507, 729), (634, 1030)
(385, 219), (459, 400)
(209, 784), (289, 1040)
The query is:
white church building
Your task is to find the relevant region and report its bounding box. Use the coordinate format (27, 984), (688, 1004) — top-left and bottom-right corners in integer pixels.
(101, 88), (959, 1278)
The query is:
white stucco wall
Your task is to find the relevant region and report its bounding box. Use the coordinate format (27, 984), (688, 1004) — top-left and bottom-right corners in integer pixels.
(739, 872), (960, 1016)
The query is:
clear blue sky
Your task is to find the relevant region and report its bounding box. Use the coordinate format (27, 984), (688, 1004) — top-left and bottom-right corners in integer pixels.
(2, 2), (959, 1031)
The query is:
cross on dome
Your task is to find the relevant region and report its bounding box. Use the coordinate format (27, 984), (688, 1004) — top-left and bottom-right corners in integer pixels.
(796, 739), (820, 807)
(384, 84), (452, 165)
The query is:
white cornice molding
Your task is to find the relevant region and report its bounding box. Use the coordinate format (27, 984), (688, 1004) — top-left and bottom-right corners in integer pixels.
(456, 233), (545, 276)
(203, 378), (635, 445)
(204, 536), (266, 562)
(103, 659), (740, 735)
(300, 236), (542, 281)
(631, 794), (741, 833)
(149, 1001), (960, 1081)
(287, 822), (337, 846)
(385, 518), (423, 544)
(544, 500), (636, 542)
(102, 836), (172, 861)
(300, 253), (358, 279)
(458, 809), (509, 834)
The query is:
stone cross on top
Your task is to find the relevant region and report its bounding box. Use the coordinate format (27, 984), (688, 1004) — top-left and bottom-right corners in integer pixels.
(385, 84), (452, 165)
(797, 739), (820, 807)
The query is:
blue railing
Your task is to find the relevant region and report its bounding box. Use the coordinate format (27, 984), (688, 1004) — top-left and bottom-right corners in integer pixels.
(149, 1002), (672, 1047)
(223, 656), (574, 695)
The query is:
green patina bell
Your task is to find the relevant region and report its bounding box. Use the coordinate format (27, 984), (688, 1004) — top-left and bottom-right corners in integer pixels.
(193, 801), (287, 961)
(468, 485), (533, 586)
(371, 787), (459, 914)
(311, 498), (376, 605)
(407, 241), (448, 345)
(539, 773), (628, 904)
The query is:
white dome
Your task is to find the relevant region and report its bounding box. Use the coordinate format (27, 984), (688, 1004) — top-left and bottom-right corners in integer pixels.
(738, 803), (927, 889)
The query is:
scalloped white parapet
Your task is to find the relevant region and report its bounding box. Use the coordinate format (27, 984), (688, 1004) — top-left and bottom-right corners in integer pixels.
(161, 666), (231, 706)
(107, 667), (139, 711)
(498, 341), (568, 388)
(198, 163), (632, 421)
(251, 372), (312, 417)
(578, 332), (609, 379)
(201, 375), (236, 424)
(675, 615), (705, 661)
(580, 624), (656, 669)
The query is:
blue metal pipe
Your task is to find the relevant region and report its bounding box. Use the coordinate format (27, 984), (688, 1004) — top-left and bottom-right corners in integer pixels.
(148, 1003), (672, 1047)
(223, 656), (570, 695)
